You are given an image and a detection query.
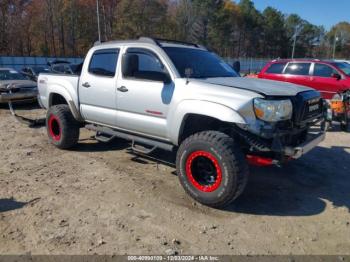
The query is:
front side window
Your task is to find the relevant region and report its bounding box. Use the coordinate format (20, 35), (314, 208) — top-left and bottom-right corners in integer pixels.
(122, 48), (169, 81)
(313, 63), (337, 78)
(163, 47), (239, 78)
(266, 63), (287, 74)
(89, 49), (119, 77)
(284, 63), (311, 76)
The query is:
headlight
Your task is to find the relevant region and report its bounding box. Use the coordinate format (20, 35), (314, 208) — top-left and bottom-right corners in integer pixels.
(254, 98), (293, 122)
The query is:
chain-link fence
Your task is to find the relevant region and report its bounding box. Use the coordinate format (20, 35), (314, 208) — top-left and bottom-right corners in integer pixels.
(225, 57), (271, 74)
(0, 56), (271, 75)
(0, 56), (83, 71)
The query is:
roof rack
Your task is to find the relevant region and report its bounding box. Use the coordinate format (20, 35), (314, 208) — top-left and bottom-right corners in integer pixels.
(138, 37), (202, 48)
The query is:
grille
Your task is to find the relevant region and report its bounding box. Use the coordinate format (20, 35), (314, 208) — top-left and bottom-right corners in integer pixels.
(292, 91), (323, 125)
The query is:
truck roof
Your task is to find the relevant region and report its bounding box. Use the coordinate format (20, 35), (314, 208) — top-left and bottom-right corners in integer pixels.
(96, 37), (207, 50)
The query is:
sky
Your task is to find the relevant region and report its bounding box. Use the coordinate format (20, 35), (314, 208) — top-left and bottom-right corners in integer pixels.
(252, 0), (350, 30)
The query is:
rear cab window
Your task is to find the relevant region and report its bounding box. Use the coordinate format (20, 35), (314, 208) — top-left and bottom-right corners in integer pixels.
(284, 63), (311, 76)
(265, 63), (287, 74)
(89, 49), (120, 77)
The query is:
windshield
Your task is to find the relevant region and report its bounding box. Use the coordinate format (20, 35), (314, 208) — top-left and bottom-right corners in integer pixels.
(163, 47), (239, 78)
(0, 69), (28, 81)
(332, 62), (350, 76)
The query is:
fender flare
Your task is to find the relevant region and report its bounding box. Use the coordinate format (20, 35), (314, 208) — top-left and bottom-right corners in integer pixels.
(168, 100), (247, 145)
(48, 86), (84, 122)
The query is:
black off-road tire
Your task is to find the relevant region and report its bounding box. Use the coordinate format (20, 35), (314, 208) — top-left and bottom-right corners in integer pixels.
(176, 131), (249, 208)
(46, 105), (80, 149)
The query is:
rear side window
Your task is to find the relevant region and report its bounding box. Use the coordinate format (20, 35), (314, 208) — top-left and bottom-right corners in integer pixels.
(89, 49), (119, 77)
(284, 63), (311, 76)
(266, 63), (286, 74)
(313, 63), (337, 77)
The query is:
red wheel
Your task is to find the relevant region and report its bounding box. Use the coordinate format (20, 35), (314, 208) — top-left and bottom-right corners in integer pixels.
(46, 105), (80, 149)
(48, 115), (61, 141)
(176, 131), (249, 208)
(185, 151), (222, 192)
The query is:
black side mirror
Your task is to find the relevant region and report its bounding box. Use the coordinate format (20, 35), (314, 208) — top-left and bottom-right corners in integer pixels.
(232, 61), (241, 73)
(331, 73), (341, 80)
(160, 72), (172, 84)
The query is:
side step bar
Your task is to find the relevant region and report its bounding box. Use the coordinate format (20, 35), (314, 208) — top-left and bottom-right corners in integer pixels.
(86, 124), (174, 152)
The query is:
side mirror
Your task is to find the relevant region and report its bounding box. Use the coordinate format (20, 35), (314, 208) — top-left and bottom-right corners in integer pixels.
(232, 61), (241, 73)
(331, 73), (341, 80)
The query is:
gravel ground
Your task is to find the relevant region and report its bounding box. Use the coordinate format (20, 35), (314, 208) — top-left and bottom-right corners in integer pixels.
(0, 104), (349, 255)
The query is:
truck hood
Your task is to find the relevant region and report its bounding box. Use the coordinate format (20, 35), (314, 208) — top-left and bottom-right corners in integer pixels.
(198, 77), (313, 97)
(0, 80), (37, 89)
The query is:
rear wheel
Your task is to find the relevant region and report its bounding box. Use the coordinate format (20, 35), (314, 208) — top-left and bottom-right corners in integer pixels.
(176, 131), (249, 208)
(46, 105), (80, 149)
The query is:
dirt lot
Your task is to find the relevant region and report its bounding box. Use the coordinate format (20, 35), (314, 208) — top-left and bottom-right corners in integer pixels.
(0, 104), (349, 255)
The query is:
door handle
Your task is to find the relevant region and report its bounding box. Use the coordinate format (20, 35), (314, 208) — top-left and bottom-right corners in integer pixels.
(82, 82), (90, 88)
(117, 86), (129, 92)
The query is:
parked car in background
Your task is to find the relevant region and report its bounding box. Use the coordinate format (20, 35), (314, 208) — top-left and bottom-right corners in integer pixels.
(21, 66), (50, 82)
(335, 60), (350, 65)
(258, 59), (350, 99)
(0, 68), (38, 103)
(259, 59), (350, 130)
(48, 60), (83, 75)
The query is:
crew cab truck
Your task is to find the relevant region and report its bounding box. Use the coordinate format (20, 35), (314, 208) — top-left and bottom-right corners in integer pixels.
(37, 37), (326, 208)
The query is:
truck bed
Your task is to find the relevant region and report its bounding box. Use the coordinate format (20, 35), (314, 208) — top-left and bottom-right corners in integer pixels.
(37, 73), (80, 110)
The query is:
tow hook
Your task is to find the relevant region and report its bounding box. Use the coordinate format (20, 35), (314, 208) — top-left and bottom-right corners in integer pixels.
(246, 155), (280, 167)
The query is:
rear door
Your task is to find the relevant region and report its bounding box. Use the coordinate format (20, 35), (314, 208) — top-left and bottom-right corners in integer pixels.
(311, 63), (344, 99)
(79, 48), (120, 126)
(259, 62), (287, 81)
(282, 62), (312, 87)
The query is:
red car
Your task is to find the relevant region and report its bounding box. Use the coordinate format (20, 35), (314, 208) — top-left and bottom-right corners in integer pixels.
(258, 59), (350, 100)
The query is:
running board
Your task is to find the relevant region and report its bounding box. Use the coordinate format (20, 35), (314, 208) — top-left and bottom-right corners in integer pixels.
(131, 141), (157, 154)
(85, 124), (174, 152)
(95, 132), (115, 143)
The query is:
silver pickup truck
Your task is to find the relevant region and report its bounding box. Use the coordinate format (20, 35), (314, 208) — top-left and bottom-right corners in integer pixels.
(37, 37), (326, 208)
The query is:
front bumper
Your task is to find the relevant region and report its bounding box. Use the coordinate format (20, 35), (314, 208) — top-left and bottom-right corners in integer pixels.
(283, 131), (326, 159)
(0, 90), (38, 103)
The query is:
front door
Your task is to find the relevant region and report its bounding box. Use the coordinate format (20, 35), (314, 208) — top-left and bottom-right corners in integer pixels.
(79, 48), (120, 126)
(311, 63), (344, 99)
(116, 48), (174, 139)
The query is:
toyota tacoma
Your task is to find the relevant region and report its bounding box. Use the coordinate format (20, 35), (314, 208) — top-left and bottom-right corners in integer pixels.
(37, 37), (326, 208)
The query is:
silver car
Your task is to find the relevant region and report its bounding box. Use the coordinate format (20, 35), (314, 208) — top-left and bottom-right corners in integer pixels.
(0, 68), (38, 103)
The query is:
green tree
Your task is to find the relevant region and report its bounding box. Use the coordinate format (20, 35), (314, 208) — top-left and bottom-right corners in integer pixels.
(328, 22), (350, 59)
(262, 7), (287, 58)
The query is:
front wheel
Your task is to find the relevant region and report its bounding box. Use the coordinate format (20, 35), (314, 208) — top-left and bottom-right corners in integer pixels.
(176, 131), (249, 208)
(46, 105), (80, 149)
